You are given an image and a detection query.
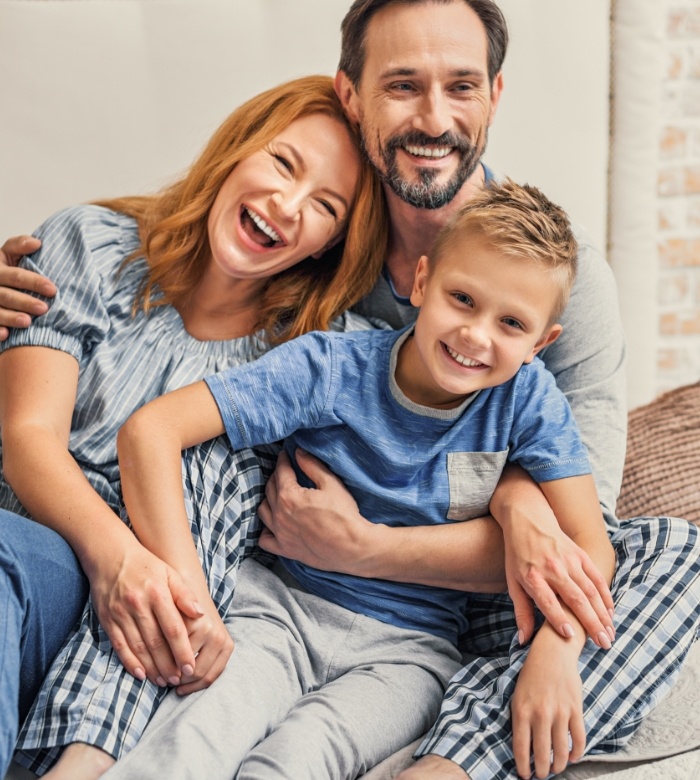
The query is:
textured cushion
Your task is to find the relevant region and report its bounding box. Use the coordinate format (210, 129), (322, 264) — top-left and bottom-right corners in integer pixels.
(616, 381), (700, 523)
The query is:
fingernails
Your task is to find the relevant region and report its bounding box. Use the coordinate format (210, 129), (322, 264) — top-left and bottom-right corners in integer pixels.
(133, 667), (146, 681)
(608, 607), (615, 619)
(156, 676), (167, 687)
(562, 622), (575, 638)
(517, 629), (524, 646)
(192, 601), (204, 616)
(597, 630), (612, 650)
(606, 624), (616, 642)
(168, 675), (181, 686)
(181, 664), (194, 677)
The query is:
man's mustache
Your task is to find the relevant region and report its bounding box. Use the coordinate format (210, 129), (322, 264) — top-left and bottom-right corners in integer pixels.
(384, 130), (473, 154)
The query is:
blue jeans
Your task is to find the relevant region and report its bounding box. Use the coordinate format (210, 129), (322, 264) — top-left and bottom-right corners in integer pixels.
(0, 508), (88, 775)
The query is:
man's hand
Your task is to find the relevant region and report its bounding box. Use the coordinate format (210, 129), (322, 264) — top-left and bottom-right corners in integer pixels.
(503, 514), (615, 648)
(0, 235), (55, 340)
(491, 467), (615, 647)
(90, 538), (207, 688)
(511, 630), (586, 779)
(258, 448), (373, 574)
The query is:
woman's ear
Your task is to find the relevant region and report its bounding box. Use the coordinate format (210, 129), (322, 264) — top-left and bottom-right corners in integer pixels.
(311, 231), (345, 260)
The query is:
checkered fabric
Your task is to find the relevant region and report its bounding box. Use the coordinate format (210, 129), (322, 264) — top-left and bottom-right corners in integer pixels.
(417, 516), (700, 780)
(14, 438), (278, 774)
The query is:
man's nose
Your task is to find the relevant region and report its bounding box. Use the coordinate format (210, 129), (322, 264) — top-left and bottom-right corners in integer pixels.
(413, 88), (453, 138)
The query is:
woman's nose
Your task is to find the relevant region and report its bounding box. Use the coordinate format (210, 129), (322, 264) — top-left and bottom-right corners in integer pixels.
(271, 188), (303, 221)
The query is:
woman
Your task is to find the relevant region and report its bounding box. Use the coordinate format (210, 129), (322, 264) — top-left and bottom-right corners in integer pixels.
(0, 74), (386, 777)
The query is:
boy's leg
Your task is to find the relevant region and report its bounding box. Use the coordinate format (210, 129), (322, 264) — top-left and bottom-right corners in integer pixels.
(101, 559), (318, 780)
(0, 509), (88, 776)
(415, 516), (700, 780)
(238, 609), (463, 780)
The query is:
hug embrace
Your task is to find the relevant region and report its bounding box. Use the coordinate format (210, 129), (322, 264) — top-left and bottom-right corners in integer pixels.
(1, 2), (699, 780)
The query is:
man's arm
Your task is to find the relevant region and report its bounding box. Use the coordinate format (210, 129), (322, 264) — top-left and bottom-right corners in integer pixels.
(259, 449), (615, 645)
(0, 236), (55, 340)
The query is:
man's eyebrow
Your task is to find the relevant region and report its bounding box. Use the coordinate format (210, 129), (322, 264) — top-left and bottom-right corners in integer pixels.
(379, 67), (485, 80)
(278, 142), (350, 213)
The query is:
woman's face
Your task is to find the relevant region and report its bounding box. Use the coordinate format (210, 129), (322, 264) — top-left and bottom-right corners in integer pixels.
(207, 113), (360, 283)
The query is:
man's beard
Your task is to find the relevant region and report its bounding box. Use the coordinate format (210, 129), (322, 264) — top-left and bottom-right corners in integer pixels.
(370, 130), (485, 210)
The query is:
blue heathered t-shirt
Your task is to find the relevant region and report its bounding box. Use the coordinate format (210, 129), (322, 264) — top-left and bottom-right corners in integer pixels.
(205, 327), (591, 644)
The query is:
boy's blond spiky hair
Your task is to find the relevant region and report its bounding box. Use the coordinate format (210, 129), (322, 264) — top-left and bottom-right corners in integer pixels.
(430, 178), (578, 321)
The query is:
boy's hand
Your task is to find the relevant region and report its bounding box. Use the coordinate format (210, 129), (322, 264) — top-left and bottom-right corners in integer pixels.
(512, 634), (586, 779)
(174, 595), (234, 695)
(0, 235), (54, 340)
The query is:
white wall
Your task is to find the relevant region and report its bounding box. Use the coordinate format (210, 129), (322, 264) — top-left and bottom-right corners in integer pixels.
(1, 0), (610, 251)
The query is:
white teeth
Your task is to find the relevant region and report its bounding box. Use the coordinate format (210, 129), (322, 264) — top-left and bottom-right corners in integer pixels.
(446, 345), (483, 367)
(405, 145), (452, 159)
(245, 207), (282, 243)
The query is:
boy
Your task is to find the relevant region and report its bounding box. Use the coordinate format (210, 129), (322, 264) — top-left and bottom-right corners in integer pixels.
(18, 180), (613, 779)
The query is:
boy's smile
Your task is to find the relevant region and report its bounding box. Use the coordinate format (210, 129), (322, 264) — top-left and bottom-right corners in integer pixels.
(395, 234), (563, 409)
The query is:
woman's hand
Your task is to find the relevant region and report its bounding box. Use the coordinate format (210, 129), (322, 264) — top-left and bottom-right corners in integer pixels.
(511, 629), (586, 779)
(0, 236), (55, 339)
(89, 538), (205, 687)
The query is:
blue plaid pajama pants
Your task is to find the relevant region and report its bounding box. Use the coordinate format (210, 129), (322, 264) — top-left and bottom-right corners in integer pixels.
(14, 445), (700, 780)
(416, 515), (700, 780)
(14, 437), (279, 775)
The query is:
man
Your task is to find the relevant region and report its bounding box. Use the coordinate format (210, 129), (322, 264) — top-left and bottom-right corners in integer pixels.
(2, 2), (699, 779)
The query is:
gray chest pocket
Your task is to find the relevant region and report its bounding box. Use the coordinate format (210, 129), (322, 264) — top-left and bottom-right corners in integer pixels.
(446, 450), (509, 521)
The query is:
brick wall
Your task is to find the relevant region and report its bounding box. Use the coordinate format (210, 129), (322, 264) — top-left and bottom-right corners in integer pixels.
(656, 1), (700, 393)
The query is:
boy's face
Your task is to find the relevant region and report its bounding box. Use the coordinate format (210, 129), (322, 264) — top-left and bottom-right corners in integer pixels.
(397, 234), (563, 408)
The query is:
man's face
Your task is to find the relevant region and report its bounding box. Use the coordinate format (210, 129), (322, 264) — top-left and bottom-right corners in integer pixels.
(337, 1), (503, 210)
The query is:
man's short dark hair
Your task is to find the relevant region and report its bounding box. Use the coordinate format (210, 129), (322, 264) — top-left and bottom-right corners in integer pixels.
(339, 0), (509, 89)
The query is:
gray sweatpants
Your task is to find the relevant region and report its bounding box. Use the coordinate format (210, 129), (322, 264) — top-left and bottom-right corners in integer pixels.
(104, 558), (463, 780)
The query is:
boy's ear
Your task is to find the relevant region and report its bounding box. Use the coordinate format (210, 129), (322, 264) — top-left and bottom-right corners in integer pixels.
(523, 323), (562, 364)
(409, 256), (430, 307)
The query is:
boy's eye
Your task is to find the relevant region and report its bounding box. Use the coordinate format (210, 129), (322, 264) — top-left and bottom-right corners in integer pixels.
(453, 292), (473, 306)
(502, 317), (524, 330)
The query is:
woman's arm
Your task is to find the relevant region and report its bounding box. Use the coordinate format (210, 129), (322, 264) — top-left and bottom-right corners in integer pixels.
(0, 236), (54, 340)
(0, 346), (201, 686)
(117, 380), (233, 693)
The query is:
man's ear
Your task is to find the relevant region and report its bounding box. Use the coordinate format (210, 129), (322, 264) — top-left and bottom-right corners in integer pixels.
(488, 72), (504, 127)
(335, 70), (361, 124)
(409, 256), (430, 308)
(311, 231), (345, 260)
(523, 323), (562, 364)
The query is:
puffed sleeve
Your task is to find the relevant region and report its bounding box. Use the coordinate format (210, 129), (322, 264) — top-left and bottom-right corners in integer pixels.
(0, 205), (129, 363)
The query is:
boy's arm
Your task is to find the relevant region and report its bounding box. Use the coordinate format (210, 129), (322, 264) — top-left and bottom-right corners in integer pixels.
(117, 380), (232, 693)
(511, 473), (615, 779)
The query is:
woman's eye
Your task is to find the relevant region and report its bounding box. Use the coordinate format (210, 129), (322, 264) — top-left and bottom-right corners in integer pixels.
(318, 200), (337, 218)
(274, 154), (293, 173)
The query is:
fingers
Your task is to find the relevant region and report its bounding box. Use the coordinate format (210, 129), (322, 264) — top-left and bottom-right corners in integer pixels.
(175, 626), (234, 695)
(0, 262), (56, 297)
(0, 235), (42, 264)
(258, 525), (281, 555)
(512, 714), (532, 779)
(294, 447), (335, 487)
(509, 580), (535, 645)
(0, 265), (56, 331)
(104, 623), (147, 682)
(106, 614), (162, 685)
(150, 589), (198, 679)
